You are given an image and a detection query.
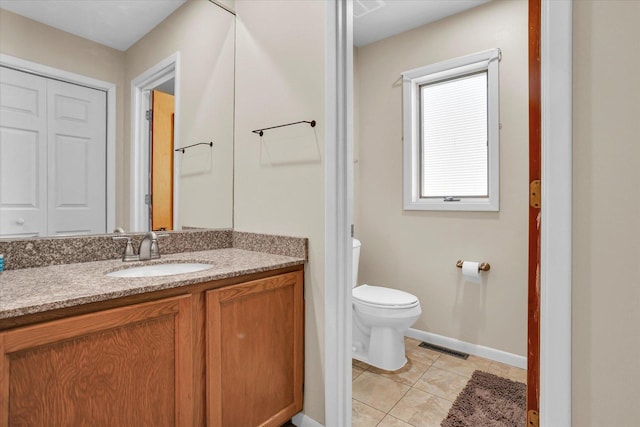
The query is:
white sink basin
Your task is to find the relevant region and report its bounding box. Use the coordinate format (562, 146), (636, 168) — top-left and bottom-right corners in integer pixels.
(107, 262), (213, 278)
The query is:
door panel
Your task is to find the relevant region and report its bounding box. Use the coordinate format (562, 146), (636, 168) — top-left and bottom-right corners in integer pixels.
(151, 89), (174, 231)
(47, 79), (106, 236)
(0, 67), (47, 237)
(54, 134), (90, 206)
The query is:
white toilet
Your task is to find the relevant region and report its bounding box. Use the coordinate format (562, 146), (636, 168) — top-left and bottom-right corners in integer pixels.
(352, 238), (422, 371)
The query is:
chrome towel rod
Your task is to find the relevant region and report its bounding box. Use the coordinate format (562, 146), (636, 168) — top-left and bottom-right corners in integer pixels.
(175, 141), (213, 153)
(456, 259), (491, 271)
(252, 120), (316, 137)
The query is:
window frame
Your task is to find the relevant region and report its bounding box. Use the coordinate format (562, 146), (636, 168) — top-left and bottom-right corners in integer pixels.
(402, 49), (501, 211)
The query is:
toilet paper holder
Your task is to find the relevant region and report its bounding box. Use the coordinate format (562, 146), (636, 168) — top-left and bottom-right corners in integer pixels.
(456, 260), (491, 271)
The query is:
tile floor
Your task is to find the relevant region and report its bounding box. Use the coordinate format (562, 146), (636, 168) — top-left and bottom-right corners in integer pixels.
(351, 337), (527, 427)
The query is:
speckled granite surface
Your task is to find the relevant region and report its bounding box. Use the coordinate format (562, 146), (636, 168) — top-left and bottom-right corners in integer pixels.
(0, 229), (233, 271)
(0, 248), (304, 320)
(0, 229), (308, 270)
(232, 231), (308, 261)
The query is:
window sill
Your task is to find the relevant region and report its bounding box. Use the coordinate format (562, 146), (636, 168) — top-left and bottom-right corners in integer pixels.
(403, 197), (499, 212)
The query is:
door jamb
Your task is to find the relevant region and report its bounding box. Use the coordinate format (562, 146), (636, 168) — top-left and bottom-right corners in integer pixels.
(540, 1), (572, 425)
(0, 53), (117, 234)
(324, 0), (353, 425)
(130, 52), (181, 232)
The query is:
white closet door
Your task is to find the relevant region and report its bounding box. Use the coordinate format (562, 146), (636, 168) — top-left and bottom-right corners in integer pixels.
(0, 67), (47, 238)
(47, 79), (106, 236)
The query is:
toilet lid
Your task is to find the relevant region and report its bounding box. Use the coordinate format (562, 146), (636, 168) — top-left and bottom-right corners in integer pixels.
(352, 285), (419, 308)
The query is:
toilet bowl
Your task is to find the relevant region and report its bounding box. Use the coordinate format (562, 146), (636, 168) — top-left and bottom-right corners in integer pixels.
(352, 239), (422, 371)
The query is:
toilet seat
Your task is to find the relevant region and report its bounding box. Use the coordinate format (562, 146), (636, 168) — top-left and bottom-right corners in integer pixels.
(353, 284), (419, 309)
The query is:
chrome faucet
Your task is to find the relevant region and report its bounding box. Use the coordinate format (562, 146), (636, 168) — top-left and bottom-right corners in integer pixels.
(138, 232), (158, 261)
(113, 231), (167, 262)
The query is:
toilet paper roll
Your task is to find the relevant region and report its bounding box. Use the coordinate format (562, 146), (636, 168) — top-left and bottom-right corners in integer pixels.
(462, 261), (481, 282)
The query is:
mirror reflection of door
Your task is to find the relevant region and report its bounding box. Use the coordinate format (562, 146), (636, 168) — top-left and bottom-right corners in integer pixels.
(0, 66), (107, 238)
(150, 89), (174, 231)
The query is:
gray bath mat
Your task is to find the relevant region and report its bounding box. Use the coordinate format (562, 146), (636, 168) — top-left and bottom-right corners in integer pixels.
(441, 370), (526, 427)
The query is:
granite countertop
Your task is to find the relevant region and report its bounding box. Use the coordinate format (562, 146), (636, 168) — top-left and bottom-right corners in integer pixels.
(0, 248), (305, 320)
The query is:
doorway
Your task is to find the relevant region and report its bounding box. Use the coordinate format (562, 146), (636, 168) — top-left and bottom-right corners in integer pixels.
(323, 0), (572, 425)
(130, 53), (180, 232)
(351, 0), (528, 423)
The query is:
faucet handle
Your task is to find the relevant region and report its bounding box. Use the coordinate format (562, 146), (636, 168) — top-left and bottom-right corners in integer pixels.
(112, 236), (138, 262)
(150, 233), (168, 259)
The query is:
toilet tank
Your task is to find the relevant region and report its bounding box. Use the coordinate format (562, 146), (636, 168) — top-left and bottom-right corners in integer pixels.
(352, 238), (361, 288)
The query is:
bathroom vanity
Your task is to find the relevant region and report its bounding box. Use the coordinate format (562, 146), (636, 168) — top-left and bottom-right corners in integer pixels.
(0, 232), (306, 427)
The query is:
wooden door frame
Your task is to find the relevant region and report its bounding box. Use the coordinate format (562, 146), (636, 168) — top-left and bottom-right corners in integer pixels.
(528, 0), (542, 419)
(323, 0), (573, 426)
(528, 1), (573, 425)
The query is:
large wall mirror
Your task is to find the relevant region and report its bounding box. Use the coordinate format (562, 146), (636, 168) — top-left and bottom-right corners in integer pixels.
(0, 0), (235, 238)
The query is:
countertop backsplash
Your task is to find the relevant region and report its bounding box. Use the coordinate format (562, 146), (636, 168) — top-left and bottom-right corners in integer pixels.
(0, 229), (307, 270)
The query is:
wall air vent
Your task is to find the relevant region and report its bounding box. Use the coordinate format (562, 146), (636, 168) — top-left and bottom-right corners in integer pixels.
(353, 0), (385, 19)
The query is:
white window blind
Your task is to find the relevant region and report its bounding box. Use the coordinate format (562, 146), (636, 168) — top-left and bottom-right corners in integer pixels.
(420, 72), (488, 198)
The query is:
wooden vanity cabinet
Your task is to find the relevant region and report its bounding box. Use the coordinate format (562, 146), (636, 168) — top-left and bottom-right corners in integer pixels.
(0, 295), (193, 427)
(206, 270), (304, 427)
(0, 267), (304, 427)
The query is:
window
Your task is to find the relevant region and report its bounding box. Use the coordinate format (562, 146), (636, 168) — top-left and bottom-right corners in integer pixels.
(402, 49), (500, 211)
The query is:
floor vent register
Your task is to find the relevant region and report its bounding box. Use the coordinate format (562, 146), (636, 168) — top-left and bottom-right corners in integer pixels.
(419, 341), (469, 360)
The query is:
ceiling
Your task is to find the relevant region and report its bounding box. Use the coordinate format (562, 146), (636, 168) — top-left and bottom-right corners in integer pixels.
(354, 0), (490, 47)
(0, 0), (489, 51)
(0, 0), (187, 51)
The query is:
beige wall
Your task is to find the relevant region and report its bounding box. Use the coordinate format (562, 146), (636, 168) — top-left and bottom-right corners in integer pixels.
(214, 0), (235, 12)
(233, 0), (326, 422)
(355, 0), (529, 356)
(0, 8), (127, 228)
(573, 1), (640, 424)
(125, 0), (234, 230)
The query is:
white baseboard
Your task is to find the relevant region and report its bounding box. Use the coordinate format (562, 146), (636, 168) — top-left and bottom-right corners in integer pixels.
(292, 412), (324, 427)
(406, 328), (527, 369)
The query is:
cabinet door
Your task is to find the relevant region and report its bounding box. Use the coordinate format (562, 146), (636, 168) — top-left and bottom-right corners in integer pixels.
(0, 295), (193, 427)
(206, 271), (304, 427)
